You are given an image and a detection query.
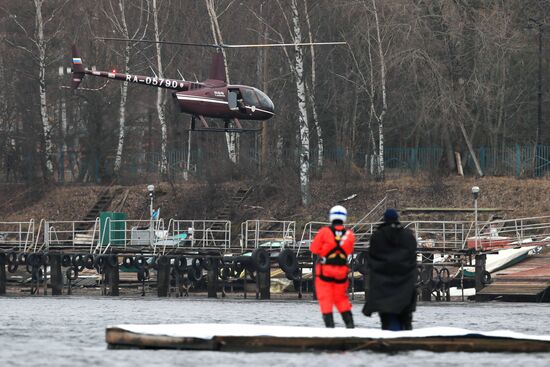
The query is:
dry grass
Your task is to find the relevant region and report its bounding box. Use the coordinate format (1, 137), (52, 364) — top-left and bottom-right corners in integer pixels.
(1, 176), (549, 223)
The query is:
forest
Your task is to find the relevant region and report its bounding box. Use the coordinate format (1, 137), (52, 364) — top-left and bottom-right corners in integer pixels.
(1, 0), (549, 205)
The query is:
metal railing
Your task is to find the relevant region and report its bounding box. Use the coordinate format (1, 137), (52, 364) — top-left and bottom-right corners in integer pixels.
(168, 220), (231, 252)
(43, 219), (100, 252)
(240, 220), (295, 250)
(403, 216), (550, 251)
(297, 216), (550, 255)
(3, 215), (548, 255)
(94, 218), (164, 253)
(462, 216), (550, 250)
(350, 191), (397, 244)
(36, 218), (232, 253)
(0, 220), (35, 251)
(29, 219), (45, 252)
(404, 220), (471, 252)
(297, 194), (398, 254)
(297, 221), (378, 255)
(41, 218), (165, 253)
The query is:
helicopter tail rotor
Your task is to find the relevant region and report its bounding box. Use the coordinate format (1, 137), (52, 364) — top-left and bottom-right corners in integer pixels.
(71, 45), (85, 89)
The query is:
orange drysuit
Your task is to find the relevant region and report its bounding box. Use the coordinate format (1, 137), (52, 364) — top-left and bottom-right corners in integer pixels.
(310, 225), (355, 314)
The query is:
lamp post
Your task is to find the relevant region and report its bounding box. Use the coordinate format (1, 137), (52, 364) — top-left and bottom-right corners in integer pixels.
(472, 186), (480, 251)
(147, 184), (155, 247)
(58, 65), (72, 182)
(147, 185), (155, 218)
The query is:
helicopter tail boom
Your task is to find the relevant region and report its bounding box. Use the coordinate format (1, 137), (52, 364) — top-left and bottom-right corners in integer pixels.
(71, 45), (85, 89)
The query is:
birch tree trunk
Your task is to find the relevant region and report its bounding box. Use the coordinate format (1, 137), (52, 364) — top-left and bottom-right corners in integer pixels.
(276, 134), (284, 167)
(304, 0), (323, 170)
(114, 71), (129, 175)
(112, 0), (131, 175)
(366, 28), (378, 160)
(458, 120), (484, 177)
(372, 0), (386, 179)
(104, 0), (149, 176)
(34, 0), (54, 178)
(60, 92), (67, 181)
(151, 0), (169, 175)
(205, 0), (238, 164)
(258, 3), (269, 173)
(291, 0), (310, 205)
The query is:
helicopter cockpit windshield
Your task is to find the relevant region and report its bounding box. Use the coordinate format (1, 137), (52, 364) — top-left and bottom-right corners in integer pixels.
(241, 88), (259, 106)
(241, 87), (274, 112)
(254, 88), (275, 112)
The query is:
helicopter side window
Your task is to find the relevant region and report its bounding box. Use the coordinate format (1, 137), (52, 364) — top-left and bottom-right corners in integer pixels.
(237, 93), (245, 109)
(228, 91), (238, 110)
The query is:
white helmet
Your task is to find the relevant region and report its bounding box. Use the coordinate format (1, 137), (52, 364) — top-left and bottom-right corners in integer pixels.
(329, 205), (348, 223)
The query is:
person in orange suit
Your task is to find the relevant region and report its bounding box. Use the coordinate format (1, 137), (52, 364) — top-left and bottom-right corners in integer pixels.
(310, 205), (356, 328)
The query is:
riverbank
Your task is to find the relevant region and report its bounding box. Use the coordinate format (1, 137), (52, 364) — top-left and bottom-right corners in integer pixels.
(2, 176), (550, 223)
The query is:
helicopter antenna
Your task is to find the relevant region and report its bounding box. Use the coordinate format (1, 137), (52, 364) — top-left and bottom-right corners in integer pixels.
(97, 37), (347, 49)
(149, 66), (158, 78)
(177, 70), (186, 81)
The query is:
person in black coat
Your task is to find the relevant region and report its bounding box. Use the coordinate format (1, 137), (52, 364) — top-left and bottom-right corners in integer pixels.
(362, 208), (418, 330)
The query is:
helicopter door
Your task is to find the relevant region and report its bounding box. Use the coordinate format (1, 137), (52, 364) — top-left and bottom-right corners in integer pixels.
(229, 88), (247, 112)
(228, 90), (238, 110)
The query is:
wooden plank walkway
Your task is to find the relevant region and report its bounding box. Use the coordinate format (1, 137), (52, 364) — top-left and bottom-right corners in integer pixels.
(478, 247), (550, 301)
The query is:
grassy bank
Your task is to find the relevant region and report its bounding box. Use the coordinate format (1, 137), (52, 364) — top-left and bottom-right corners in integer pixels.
(2, 176), (549, 224)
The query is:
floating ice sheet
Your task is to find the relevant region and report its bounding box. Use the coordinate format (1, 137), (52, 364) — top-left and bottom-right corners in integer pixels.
(110, 323), (550, 342)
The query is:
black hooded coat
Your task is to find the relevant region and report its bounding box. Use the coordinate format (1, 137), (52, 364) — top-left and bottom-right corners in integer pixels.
(363, 221), (417, 316)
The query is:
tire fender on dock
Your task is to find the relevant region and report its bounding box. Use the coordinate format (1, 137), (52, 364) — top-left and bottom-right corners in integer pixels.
(278, 249), (297, 274)
(251, 248), (270, 273)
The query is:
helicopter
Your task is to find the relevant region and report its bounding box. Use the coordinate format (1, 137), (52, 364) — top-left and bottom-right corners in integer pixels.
(71, 39), (345, 131)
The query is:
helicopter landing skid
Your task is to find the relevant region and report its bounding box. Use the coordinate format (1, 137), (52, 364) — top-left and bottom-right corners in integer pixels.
(187, 127), (261, 133)
(188, 116), (260, 133)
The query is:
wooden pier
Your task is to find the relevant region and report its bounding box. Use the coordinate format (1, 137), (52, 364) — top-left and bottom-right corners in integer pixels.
(105, 323), (550, 353)
(477, 247), (550, 301)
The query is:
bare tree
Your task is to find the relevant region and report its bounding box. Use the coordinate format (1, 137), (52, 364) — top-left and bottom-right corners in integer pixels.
(1, 0), (549, 183)
(369, 0), (387, 179)
(304, 0), (323, 170)
(291, 0), (311, 205)
(205, 0), (238, 164)
(101, 0), (149, 175)
(4, 0), (69, 179)
(150, 0), (169, 174)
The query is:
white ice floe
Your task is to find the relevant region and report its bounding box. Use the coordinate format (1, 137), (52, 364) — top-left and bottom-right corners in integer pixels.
(110, 323), (550, 342)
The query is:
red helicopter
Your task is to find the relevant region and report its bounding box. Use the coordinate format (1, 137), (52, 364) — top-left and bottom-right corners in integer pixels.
(71, 39), (345, 131)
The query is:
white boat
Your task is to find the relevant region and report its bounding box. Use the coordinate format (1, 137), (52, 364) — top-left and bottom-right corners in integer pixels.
(462, 245), (540, 277)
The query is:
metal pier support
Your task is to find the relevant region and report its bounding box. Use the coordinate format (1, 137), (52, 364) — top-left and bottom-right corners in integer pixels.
(0, 253), (6, 295)
(312, 256), (317, 300)
(363, 271), (369, 300)
(50, 254), (63, 296)
(475, 253), (487, 294)
(258, 269), (270, 300)
(421, 253), (433, 302)
(157, 256), (170, 297)
(105, 255), (119, 296)
(207, 261), (218, 298)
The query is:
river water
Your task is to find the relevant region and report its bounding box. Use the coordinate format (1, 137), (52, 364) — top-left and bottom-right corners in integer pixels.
(0, 297), (548, 366)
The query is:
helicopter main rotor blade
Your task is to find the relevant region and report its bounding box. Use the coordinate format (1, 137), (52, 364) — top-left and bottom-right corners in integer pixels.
(97, 37), (220, 48)
(221, 42), (347, 48)
(97, 37), (346, 49)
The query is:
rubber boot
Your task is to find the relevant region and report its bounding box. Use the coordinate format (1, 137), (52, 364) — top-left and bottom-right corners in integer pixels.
(341, 310), (355, 329)
(322, 313), (335, 328)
